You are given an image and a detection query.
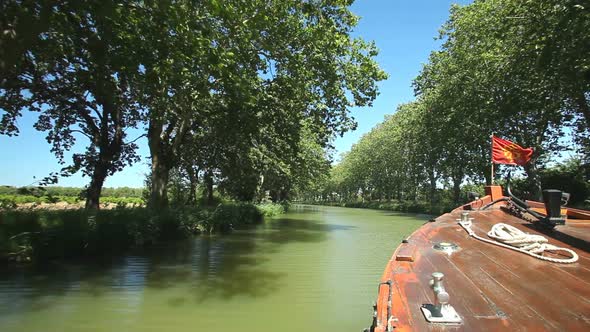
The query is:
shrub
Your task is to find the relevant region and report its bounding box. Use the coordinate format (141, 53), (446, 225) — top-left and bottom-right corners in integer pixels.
(541, 170), (589, 206)
(204, 203), (264, 233)
(0, 196), (17, 210)
(101, 196), (144, 206)
(256, 203), (286, 218)
(0, 208), (184, 261)
(0, 201), (276, 263)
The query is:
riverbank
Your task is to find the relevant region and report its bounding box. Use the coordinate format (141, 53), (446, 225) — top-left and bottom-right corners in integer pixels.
(0, 205), (426, 332)
(0, 202), (287, 263)
(302, 200), (454, 216)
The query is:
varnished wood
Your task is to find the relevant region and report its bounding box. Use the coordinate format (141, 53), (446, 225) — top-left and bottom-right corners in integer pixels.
(395, 243), (416, 262)
(371, 203), (590, 332)
(567, 207), (590, 220)
(526, 200), (590, 220)
(485, 185), (503, 201)
(529, 207), (568, 216)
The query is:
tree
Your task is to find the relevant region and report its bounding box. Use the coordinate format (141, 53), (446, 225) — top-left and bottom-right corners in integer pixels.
(525, 0), (590, 158)
(308, 0), (588, 206)
(414, 0), (572, 198)
(133, 0), (386, 208)
(1, 1), (143, 209)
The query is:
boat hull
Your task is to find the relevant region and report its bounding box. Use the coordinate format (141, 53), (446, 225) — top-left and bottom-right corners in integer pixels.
(369, 191), (590, 331)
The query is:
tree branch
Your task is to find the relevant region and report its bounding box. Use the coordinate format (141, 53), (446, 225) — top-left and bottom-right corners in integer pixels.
(76, 108), (100, 137)
(163, 118), (178, 142)
(123, 133), (147, 146)
(70, 129), (93, 140)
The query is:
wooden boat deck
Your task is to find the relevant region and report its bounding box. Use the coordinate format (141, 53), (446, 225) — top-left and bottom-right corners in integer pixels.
(373, 200), (590, 331)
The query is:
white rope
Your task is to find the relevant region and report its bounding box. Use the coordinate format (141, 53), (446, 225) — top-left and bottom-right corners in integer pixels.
(458, 219), (578, 264)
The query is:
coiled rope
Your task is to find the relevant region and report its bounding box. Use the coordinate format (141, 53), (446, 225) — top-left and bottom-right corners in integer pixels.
(458, 219), (578, 264)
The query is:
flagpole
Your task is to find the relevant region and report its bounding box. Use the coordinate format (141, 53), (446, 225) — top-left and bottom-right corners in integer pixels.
(491, 162), (494, 185)
(490, 133), (494, 185)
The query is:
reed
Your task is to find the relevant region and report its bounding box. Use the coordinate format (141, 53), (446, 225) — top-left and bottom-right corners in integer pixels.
(256, 202), (289, 218)
(0, 202), (286, 263)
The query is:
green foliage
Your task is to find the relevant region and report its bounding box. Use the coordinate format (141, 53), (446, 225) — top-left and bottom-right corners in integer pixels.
(1, 1), (385, 210)
(541, 175), (588, 207)
(305, 102), (451, 207)
(0, 186), (143, 198)
(132, 0), (386, 207)
(412, 0), (589, 196)
(96, 187), (143, 198)
(299, 0), (589, 207)
(0, 194), (142, 207)
(461, 184), (486, 199)
(206, 203), (263, 233)
(0, 197), (17, 210)
(1, 1), (145, 208)
(256, 203), (287, 218)
(0, 200), (285, 262)
(0, 186), (17, 195)
(0, 194), (42, 205)
(310, 199), (454, 216)
(509, 158), (590, 207)
(100, 196), (144, 205)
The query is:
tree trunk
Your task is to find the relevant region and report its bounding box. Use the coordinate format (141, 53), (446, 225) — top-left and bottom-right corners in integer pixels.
(428, 170), (436, 212)
(83, 81), (123, 210)
(484, 164), (492, 185)
(452, 176), (462, 204)
(148, 117), (172, 209)
(524, 162), (542, 200)
(85, 163), (108, 210)
(256, 174), (265, 202)
(186, 164), (198, 205)
(147, 112), (190, 209)
(452, 169), (464, 204)
(411, 185), (417, 201)
(150, 156), (170, 209)
(279, 184), (290, 202)
(204, 169), (214, 206)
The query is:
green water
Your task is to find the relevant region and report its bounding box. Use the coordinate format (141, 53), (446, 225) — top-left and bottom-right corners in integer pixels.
(0, 205), (427, 332)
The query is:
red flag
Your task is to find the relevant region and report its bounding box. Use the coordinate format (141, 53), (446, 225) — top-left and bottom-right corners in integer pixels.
(492, 135), (533, 165)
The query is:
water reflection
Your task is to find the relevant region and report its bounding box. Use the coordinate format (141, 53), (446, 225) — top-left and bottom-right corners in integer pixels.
(0, 209), (354, 303)
(0, 205), (425, 332)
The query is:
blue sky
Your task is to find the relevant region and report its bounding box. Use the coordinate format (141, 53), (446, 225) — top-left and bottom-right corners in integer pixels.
(0, 0), (470, 188)
(340, 0), (470, 160)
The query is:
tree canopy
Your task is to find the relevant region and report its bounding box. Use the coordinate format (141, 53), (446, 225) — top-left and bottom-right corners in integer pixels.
(307, 0), (589, 208)
(1, 1), (145, 208)
(0, 0), (386, 209)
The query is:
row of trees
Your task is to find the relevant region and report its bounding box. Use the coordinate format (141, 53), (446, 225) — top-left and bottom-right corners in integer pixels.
(302, 0), (589, 206)
(0, 0), (386, 209)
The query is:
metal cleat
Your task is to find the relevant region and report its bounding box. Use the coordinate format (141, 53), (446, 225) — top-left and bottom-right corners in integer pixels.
(460, 211), (471, 223)
(420, 272), (462, 324)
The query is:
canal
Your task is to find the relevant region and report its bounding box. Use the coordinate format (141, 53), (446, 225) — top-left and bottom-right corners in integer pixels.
(0, 205), (427, 332)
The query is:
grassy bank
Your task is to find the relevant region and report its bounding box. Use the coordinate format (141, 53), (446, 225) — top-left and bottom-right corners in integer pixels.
(304, 200), (456, 216)
(0, 202), (287, 263)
